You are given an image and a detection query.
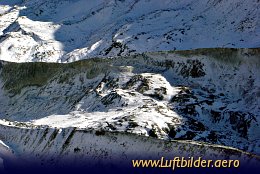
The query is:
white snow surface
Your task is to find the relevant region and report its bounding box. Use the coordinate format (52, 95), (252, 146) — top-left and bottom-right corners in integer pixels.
(0, 0), (259, 62)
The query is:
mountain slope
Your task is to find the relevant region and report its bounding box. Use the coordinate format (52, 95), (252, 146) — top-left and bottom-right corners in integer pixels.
(0, 48), (259, 154)
(0, 0), (259, 62)
(0, 122), (259, 172)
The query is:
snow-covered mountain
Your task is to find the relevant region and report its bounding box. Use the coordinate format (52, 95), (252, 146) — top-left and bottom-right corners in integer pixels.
(0, 0), (260, 172)
(0, 48), (259, 155)
(0, 0), (259, 62)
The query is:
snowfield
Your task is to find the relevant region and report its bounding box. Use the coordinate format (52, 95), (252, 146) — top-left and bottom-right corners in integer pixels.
(0, 0), (259, 62)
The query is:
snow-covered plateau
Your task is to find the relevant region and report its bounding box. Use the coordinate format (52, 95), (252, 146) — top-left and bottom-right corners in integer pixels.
(0, 0), (259, 172)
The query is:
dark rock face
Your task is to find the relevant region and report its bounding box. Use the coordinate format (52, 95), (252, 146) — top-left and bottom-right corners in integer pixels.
(101, 91), (122, 106)
(186, 118), (206, 132)
(148, 129), (158, 138)
(211, 110), (222, 123)
(179, 60), (206, 78)
(228, 111), (256, 138)
(144, 87), (167, 100)
(207, 131), (218, 143)
(168, 127), (177, 138)
(124, 75), (150, 93)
